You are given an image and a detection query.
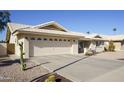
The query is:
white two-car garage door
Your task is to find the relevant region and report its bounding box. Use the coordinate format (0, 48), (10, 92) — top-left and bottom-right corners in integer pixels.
(29, 38), (72, 56)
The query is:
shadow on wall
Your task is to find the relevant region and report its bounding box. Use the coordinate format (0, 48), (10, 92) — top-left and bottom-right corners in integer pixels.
(25, 62), (51, 70)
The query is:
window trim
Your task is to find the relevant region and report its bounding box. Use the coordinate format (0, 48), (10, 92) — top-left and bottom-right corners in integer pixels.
(64, 39), (66, 41)
(49, 38), (53, 41)
(31, 37), (35, 40)
(44, 38), (47, 41)
(59, 39), (62, 41)
(37, 38), (42, 40)
(54, 38), (58, 41)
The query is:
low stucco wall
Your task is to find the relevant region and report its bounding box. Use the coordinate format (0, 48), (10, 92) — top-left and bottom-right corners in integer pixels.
(121, 45), (124, 50)
(0, 43), (7, 56)
(114, 42), (121, 51)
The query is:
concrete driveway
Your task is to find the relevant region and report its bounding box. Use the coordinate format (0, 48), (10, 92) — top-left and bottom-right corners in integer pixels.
(30, 51), (124, 82)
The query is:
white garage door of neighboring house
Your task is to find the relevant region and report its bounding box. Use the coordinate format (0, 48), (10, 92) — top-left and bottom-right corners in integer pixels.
(29, 38), (72, 56)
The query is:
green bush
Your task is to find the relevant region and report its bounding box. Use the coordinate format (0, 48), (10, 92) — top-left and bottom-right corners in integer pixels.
(108, 41), (115, 51)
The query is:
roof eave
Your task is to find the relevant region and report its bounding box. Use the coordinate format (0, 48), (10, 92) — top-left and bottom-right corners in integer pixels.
(13, 30), (85, 38)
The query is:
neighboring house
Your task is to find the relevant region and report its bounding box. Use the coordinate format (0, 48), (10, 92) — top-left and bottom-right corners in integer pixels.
(7, 21), (85, 58)
(78, 34), (105, 53)
(102, 35), (124, 51)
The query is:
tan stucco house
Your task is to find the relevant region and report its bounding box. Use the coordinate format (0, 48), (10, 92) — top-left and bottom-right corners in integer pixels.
(6, 21), (124, 58)
(7, 21), (86, 58)
(102, 35), (124, 51)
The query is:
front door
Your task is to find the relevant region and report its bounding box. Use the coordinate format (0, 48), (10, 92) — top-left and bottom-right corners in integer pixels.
(78, 41), (84, 53)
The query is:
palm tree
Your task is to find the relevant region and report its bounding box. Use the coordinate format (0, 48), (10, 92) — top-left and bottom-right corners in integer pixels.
(113, 28), (117, 34)
(86, 31), (90, 34)
(0, 11), (11, 32)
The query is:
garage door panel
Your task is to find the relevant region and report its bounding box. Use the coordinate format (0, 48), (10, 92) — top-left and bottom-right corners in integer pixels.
(29, 40), (72, 56)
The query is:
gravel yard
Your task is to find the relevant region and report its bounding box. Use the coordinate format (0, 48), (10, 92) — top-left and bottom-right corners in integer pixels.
(0, 56), (49, 82)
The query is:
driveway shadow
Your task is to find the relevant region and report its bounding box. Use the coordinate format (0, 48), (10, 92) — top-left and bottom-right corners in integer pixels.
(0, 59), (20, 67)
(53, 56), (89, 72)
(30, 73), (49, 82)
(30, 56), (89, 82)
(25, 62), (50, 70)
(118, 58), (124, 61)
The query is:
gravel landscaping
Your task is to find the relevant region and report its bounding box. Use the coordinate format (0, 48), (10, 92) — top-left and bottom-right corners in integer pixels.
(0, 56), (49, 82)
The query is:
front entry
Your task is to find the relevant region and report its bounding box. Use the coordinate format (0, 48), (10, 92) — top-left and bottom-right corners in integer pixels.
(78, 40), (91, 53)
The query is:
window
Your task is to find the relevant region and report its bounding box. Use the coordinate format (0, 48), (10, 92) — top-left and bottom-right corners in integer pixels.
(37, 38), (41, 40)
(31, 37), (35, 40)
(44, 38), (47, 41)
(96, 41), (102, 46)
(59, 39), (62, 41)
(64, 39), (66, 41)
(101, 41), (104, 45)
(49, 38), (53, 41)
(25, 37), (28, 39)
(121, 40), (124, 45)
(54, 39), (58, 41)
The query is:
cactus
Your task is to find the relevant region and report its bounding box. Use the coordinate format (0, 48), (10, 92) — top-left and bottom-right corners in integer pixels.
(19, 42), (26, 71)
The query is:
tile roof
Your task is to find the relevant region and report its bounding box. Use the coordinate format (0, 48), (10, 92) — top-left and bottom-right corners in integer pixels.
(17, 28), (85, 37)
(7, 21), (124, 41)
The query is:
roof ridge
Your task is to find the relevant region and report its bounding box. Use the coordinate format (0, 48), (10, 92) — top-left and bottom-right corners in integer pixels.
(33, 21), (69, 32)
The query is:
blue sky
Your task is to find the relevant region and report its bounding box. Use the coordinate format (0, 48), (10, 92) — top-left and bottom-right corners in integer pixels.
(0, 10), (124, 40)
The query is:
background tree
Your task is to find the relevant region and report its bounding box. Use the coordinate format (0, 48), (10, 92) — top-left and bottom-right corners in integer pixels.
(86, 31), (90, 34)
(0, 11), (11, 32)
(113, 28), (117, 34)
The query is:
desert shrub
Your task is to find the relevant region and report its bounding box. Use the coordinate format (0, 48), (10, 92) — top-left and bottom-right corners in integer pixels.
(45, 74), (56, 82)
(108, 41), (115, 51)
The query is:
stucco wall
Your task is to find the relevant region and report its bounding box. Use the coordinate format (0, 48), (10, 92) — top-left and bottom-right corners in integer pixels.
(88, 41), (105, 52)
(104, 41), (123, 51)
(120, 41), (124, 50)
(71, 40), (78, 54)
(0, 43), (7, 56)
(121, 45), (124, 50)
(10, 34), (15, 43)
(15, 36), (29, 59)
(114, 42), (121, 51)
(15, 36), (21, 56)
